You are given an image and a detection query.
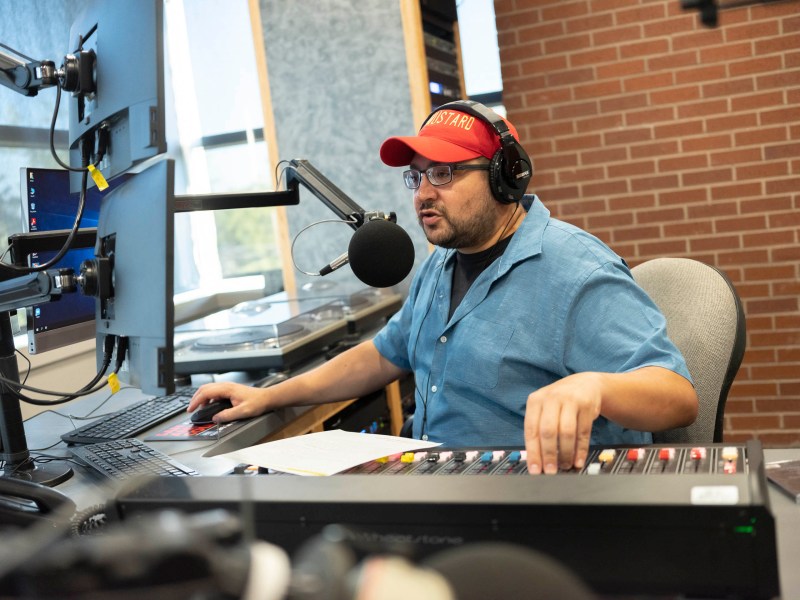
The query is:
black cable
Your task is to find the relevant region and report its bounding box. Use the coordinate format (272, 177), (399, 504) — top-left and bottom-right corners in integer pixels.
(24, 386), (136, 443)
(274, 159), (291, 190)
(76, 26), (97, 53)
(80, 384), (136, 419)
(113, 336), (129, 374)
(0, 335), (116, 405)
(0, 169), (89, 275)
(15, 347), (32, 385)
(0, 78), (107, 275)
(48, 85), (87, 173)
(413, 203), (521, 440)
(2, 348), (111, 396)
(28, 438), (67, 453)
(2, 453), (82, 479)
(1, 372), (107, 400)
(411, 252), (450, 441)
(0, 373), (110, 405)
(30, 392), (128, 423)
(28, 453), (83, 470)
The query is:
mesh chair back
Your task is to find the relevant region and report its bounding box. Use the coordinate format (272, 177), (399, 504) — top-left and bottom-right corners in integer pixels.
(631, 258), (746, 443)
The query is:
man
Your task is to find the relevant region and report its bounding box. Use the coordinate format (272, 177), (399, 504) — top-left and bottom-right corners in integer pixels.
(188, 102), (698, 475)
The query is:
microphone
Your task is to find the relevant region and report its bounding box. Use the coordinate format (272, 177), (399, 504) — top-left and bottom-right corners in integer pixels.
(422, 542), (596, 600)
(318, 217), (415, 288)
(318, 252), (350, 277)
(281, 535), (595, 600)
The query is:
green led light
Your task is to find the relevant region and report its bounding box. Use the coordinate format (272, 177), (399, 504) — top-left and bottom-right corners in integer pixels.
(734, 525), (754, 534)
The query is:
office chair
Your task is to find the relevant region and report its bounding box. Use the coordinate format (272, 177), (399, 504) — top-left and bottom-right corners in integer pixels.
(631, 257), (746, 443)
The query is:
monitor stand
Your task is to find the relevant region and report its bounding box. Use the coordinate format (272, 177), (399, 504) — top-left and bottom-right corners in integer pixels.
(0, 311), (73, 487)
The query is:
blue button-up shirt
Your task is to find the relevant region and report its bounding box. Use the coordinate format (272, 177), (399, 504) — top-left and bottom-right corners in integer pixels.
(373, 196), (692, 447)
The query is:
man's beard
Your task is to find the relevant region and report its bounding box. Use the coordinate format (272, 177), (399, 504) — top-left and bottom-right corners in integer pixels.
(418, 198), (499, 250)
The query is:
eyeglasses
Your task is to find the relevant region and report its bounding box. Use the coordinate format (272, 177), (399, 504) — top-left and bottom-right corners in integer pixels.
(402, 164), (490, 189)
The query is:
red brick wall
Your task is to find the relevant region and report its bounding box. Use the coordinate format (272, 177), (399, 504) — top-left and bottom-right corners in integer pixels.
(494, 0), (800, 446)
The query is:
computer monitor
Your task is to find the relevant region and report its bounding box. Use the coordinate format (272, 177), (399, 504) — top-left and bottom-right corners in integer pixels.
(66, 0), (174, 395)
(67, 0), (166, 190)
(91, 159), (175, 396)
(0, 0), (171, 486)
(19, 167), (129, 354)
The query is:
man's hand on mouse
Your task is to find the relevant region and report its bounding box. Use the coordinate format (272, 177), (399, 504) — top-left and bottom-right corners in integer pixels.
(187, 382), (271, 423)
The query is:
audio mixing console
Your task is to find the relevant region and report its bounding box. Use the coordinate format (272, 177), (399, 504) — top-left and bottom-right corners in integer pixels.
(115, 441), (780, 598)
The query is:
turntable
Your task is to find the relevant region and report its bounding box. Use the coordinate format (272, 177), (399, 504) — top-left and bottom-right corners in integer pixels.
(300, 286), (403, 335)
(173, 287), (402, 375)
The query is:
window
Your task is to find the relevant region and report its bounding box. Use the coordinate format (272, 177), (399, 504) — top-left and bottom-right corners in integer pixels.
(1, 0), (284, 328)
(456, 0), (505, 114)
(165, 0), (281, 296)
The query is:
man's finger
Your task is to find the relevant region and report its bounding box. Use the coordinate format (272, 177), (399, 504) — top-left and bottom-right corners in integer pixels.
(524, 399), (543, 475)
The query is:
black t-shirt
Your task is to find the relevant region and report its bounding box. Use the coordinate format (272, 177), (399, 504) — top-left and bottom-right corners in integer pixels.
(449, 234), (513, 320)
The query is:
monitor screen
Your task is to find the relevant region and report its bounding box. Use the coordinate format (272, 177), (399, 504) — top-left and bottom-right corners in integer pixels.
(67, 0), (166, 190)
(19, 167), (129, 354)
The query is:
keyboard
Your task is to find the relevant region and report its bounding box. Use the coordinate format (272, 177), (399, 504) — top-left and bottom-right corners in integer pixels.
(61, 389), (196, 445)
(69, 438), (199, 480)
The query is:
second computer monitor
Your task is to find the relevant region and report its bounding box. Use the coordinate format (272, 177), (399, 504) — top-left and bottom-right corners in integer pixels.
(19, 167), (128, 354)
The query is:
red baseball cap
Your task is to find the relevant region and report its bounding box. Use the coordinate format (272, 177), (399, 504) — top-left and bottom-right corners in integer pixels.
(380, 107), (520, 167)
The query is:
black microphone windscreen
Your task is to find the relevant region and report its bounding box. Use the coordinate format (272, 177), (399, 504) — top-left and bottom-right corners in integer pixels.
(348, 218), (415, 288)
(422, 543), (596, 600)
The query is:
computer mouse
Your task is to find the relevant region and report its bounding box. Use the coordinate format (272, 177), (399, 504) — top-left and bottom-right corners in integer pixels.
(190, 399), (234, 424)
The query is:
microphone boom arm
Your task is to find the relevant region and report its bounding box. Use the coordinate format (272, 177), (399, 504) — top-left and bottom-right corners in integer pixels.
(284, 159), (396, 230)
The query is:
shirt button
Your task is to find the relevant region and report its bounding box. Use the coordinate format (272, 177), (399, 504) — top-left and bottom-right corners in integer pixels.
(431, 385), (438, 393)
(440, 336), (447, 343)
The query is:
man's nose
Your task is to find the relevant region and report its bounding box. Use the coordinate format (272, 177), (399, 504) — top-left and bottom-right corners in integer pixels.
(415, 172), (437, 199)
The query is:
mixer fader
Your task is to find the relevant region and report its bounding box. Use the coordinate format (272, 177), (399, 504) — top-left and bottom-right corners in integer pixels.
(340, 443), (748, 476)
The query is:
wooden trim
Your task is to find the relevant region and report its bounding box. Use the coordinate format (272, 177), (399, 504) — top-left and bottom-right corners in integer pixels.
(400, 0), (432, 129)
(401, 0), (436, 255)
(262, 399), (358, 442)
(453, 21), (467, 99)
(385, 379), (404, 436)
(248, 0), (297, 295)
(261, 381), (405, 442)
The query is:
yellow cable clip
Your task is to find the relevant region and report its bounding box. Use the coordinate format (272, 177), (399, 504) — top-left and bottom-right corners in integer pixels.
(108, 373), (121, 394)
(87, 164), (109, 191)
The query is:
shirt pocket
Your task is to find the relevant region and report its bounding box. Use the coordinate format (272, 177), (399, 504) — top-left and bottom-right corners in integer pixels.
(448, 318), (514, 389)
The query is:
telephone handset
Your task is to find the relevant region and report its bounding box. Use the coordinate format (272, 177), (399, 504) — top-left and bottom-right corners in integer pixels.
(0, 477), (76, 530)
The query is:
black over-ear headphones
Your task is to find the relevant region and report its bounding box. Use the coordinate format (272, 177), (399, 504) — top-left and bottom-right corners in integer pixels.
(421, 100), (533, 204)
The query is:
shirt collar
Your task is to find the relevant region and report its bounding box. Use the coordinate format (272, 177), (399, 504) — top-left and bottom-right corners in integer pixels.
(436, 194), (548, 274)
(496, 194), (547, 275)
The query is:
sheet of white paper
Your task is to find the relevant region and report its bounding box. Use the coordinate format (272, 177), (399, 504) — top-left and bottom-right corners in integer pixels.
(222, 429), (441, 476)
